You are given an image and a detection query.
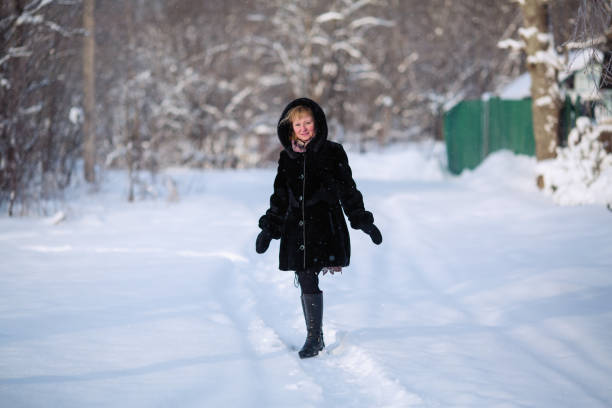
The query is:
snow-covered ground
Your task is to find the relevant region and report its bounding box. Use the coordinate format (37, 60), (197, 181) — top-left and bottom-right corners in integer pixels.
(1, 144), (611, 407)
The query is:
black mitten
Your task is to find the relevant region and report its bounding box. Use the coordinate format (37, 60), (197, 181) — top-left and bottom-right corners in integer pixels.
(363, 224), (382, 245)
(255, 230), (273, 253)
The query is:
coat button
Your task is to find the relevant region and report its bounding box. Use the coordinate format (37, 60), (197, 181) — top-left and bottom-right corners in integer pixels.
(299, 245), (305, 251)
(299, 220), (304, 226)
(298, 195), (303, 201)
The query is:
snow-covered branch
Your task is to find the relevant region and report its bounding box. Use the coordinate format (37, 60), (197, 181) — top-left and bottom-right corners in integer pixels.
(19, 104), (43, 116)
(498, 38), (525, 52)
(315, 12), (343, 24)
(24, 0), (55, 13)
(225, 86), (253, 114)
(349, 17), (394, 30)
(16, 13), (45, 26)
(564, 37), (607, 50)
(332, 41), (363, 59)
(13, 2), (84, 38)
(0, 47), (33, 67)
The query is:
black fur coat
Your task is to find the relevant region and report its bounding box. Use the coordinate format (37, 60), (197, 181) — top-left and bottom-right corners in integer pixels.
(258, 98), (375, 271)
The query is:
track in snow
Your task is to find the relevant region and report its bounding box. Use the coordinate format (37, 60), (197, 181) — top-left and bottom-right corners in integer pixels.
(1, 149), (612, 407)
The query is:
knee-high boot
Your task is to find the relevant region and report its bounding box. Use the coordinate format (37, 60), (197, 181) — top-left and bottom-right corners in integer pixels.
(299, 292), (325, 359)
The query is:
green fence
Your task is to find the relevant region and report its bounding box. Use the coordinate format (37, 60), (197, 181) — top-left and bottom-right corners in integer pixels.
(559, 94), (590, 147)
(444, 97), (535, 175)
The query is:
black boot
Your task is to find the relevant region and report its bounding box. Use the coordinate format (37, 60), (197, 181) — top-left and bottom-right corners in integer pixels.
(299, 292), (325, 359)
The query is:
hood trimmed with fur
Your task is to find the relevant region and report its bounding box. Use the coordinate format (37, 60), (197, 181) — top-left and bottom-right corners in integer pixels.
(277, 97), (328, 159)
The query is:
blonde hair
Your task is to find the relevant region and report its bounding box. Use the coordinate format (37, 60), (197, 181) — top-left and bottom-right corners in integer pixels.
(281, 105), (314, 140)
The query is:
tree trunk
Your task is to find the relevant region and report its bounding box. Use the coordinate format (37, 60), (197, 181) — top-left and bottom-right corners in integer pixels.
(519, 0), (561, 161)
(82, 0), (96, 182)
(125, 0), (136, 201)
(379, 103), (391, 146)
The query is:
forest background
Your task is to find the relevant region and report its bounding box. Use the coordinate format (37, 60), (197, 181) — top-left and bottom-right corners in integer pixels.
(0, 0), (592, 213)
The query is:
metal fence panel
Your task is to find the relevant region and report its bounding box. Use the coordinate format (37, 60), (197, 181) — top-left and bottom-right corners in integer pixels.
(444, 100), (484, 175)
(444, 97), (534, 175)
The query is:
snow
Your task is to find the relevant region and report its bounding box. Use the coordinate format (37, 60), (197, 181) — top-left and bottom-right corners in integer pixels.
(258, 74), (286, 88)
(1, 144), (612, 407)
(311, 35), (330, 47)
(497, 38), (525, 52)
(5, 46), (32, 59)
(322, 62), (338, 77)
(349, 17), (394, 29)
(518, 26), (538, 39)
(535, 95), (553, 107)
(565, 48), (603, 73)
(246, 14), (265, 22)
(537, 118), (612, 205)
(332, 42), (362, 59)
(253, 124), (274, 135)
(559, 48), (604, 82)
(46, 211), (67, 226)
(498, 73), (531, 99)
(376, 95), (393, 107)
(526, 50), (564, 71)
(69, 107), (83, 125)
(30, 0), (54, 13)
(537, 32), (552, 44)
(134, 70), (151, 82)
(19, 103), (42, 116)
(16, 13), (44, 26)
(440, 88), (467, 112)
(315, 12), (344, 24)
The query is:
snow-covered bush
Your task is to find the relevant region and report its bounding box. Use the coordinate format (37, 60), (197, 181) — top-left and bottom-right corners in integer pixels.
(537, 117), (612, 206)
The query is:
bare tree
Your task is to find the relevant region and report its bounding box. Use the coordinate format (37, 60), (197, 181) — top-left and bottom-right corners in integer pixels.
(565, 0), (612, 91)
(0, 0), (82, 215)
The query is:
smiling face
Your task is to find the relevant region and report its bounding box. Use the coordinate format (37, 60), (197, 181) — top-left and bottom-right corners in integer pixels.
(291, 113), (315, 143)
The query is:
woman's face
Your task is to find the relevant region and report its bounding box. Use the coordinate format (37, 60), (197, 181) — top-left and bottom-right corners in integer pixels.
(292, 114), (315, 143)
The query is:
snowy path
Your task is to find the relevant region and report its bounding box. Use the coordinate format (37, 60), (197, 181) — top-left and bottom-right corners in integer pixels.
(1, 149), (611, 407)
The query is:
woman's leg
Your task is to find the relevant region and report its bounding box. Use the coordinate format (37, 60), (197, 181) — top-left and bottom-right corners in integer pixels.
(296, 268), (321, 295)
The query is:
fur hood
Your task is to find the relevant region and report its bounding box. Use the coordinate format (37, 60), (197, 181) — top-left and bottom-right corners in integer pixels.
(277, 97), (328, 159)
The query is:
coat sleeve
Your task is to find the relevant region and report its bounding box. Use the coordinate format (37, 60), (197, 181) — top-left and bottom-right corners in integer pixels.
(258, 155), (289, 239)
(334, 145), (374, 231)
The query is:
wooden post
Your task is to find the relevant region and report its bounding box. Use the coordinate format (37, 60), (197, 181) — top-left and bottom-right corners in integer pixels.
(83, 0), (96, 182)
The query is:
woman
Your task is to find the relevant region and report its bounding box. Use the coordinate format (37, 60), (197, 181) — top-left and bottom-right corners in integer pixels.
(255, 97), (382, 359)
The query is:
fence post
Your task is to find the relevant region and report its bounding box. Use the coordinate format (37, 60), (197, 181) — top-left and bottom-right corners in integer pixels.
(481, 96), (489, 162)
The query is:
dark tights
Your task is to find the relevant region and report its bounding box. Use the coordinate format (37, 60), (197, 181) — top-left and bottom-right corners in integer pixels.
(296, 268), (322, 294)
